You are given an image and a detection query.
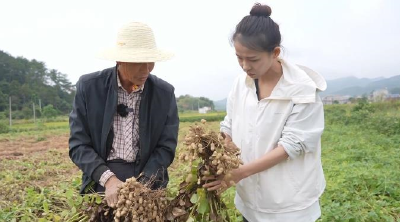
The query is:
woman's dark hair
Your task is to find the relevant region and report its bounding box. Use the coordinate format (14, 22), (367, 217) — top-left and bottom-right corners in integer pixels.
(232, 3), (281, 53)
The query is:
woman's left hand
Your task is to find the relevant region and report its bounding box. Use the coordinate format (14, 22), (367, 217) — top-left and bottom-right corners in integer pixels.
(203, 167), (245, 194)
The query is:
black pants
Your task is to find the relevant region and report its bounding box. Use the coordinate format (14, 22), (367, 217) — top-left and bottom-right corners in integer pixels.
(95, 159), (137, 192)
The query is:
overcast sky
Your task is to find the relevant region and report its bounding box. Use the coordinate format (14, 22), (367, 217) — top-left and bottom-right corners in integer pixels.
(1, 0), (399, 100)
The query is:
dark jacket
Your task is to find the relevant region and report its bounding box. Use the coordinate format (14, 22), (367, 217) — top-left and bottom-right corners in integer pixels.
(69, 66), (179, 194)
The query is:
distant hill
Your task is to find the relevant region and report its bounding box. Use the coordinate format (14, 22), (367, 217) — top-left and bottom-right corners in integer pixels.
(214, 98), (227, 111)
(321, 75), (400, 97)
(322, 76), (375, 94)
(214, 75), (400, 110)
(0, 50), (74, 117)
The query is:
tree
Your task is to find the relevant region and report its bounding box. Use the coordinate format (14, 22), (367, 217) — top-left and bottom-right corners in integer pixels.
(0, 50), (75, 115)
(42, 105), (58, 119)
(0, 91), (7, 111)
(48, 69), (73, 93)
(21, 106), (32, 120)
(177, 95), (215, 112)
(0, 122), (8, 133)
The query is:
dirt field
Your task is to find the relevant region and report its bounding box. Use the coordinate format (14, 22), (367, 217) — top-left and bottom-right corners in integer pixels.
(0, 131), (80, 204)
(0, 134), (69, 160)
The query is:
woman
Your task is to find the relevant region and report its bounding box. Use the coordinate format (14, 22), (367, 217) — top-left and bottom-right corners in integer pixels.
(204, 3), (327, 222)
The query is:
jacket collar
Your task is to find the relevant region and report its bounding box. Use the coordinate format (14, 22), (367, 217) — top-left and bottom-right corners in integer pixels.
(244, 58), (327, 103)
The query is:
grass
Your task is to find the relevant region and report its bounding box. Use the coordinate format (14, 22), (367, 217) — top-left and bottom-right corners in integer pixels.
(0, 103), (399, 221)
(179, 112), (226, 122)
(321, 124), (400, 221)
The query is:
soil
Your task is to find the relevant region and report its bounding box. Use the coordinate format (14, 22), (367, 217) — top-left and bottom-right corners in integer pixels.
(0, 134), (70, 160)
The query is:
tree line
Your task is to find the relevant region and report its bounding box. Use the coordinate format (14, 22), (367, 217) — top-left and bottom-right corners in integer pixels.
(0, 50), (217, 120)
(0, 50), (74, 120)
(177, 95), (215, 112)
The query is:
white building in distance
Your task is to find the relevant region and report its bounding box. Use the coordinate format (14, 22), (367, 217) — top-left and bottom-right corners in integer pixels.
(199, 106), (212, 114)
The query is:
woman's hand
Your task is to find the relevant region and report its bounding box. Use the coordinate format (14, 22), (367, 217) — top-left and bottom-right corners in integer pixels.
(222, 133), (232, 145)
(203, 167), (245, 194)
(222, 133), (241, 153)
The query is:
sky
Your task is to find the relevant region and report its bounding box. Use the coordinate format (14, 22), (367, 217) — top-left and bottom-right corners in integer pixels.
(1, 0), (400, 100)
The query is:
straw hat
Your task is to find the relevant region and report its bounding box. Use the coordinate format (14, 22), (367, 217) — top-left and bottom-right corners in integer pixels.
(98, 22), (173, 62)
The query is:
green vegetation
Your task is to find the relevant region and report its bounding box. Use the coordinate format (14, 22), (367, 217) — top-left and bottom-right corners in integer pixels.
(321, 101), (400, 221)
(0, 117), (69, 134)
(179, 112), (226, 122)
(0, 50), (74, 119)
(0, 103), (399, 221)
(42, 105), (59, 119)
(177, 95), (215, 112)
(0, 50), (222, 120)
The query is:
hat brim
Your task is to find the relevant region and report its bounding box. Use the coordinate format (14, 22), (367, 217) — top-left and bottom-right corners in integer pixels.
(97, 47), (174, 63)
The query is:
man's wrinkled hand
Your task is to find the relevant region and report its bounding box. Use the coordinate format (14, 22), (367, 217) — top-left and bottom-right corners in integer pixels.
(104, 176), (123, 208)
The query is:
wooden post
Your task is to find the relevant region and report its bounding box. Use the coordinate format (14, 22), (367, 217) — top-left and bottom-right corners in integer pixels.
(9, 96), (12, 127)
(33, 103), (36, 123)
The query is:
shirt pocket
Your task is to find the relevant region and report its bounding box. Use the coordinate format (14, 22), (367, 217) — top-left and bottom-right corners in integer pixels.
(256, 163), (300, 210)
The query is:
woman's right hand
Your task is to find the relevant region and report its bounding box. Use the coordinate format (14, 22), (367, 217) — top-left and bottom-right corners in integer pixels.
(203, 167), (245, 194)
(222, 133), (241, 153)
(222, 133), (232, 145)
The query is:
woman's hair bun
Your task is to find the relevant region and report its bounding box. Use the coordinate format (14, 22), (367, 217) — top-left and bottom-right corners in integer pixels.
(250, 3), (272, 17)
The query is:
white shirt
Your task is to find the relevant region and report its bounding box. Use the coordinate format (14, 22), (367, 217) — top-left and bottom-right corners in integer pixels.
(238, 200), (321, 222)
(221, 59), (327, 222)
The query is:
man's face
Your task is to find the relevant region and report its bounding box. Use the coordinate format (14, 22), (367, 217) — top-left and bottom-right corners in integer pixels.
(117, 62), (155, 86)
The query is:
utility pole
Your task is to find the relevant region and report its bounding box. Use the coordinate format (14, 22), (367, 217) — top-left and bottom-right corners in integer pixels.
(33, 103), (36, 123)
(9, 96), (12, 127)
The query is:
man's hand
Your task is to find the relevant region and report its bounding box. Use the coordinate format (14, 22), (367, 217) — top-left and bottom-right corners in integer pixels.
(104, 176), (123, 207)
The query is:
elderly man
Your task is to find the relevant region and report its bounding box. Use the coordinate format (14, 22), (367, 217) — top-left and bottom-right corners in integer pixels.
(69, 22), (179, 207)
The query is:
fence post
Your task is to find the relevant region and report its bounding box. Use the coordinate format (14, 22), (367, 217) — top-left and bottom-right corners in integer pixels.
(33, 102), (36, 123)
(9, 96), (12, 127)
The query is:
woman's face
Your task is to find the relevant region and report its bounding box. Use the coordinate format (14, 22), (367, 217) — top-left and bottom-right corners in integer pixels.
(234, 41), (276, 79)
